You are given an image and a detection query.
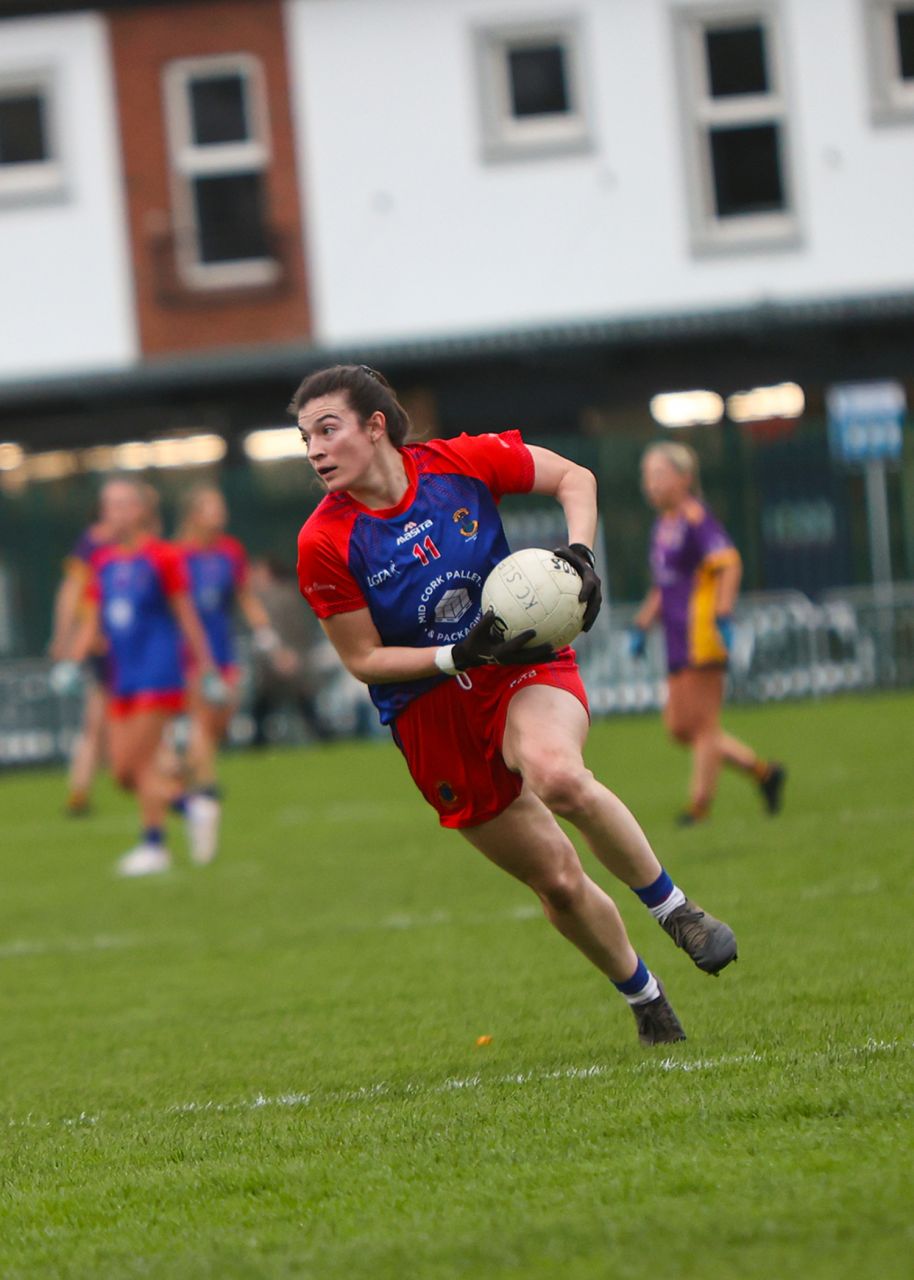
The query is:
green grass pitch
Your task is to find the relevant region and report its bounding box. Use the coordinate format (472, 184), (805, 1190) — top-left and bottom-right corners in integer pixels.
(2, 692), (912, 1279)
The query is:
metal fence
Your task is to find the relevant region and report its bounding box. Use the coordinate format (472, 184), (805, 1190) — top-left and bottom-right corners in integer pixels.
(3, 583), (913, 769)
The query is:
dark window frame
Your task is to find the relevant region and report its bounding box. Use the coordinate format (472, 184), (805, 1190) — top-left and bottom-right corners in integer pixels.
(676, 6), (798, 254)
(163, 54), (278, 289)
(474, 17), (592, 162)
(866, 0), (914, 123)
(0, 72), (63, 204)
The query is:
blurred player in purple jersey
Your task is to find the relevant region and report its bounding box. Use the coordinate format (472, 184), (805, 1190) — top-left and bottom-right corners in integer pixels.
(631, 442), (786, 825)
(49, 498), (113, 815)
(176, 485), (281, 863)
(59, 478), (226, 876)
(293, 365), (740, 1048)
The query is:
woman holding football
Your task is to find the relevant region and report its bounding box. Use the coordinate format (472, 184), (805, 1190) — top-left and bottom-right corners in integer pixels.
(630, 442), (786, 825)
(294, 365), (738, 1047)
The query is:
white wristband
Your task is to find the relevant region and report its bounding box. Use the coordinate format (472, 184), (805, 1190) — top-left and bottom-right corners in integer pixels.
(434, 644), (458, 676)
(252, 627), (280, 653)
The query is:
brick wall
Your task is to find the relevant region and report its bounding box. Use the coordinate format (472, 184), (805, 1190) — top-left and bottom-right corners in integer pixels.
(108, 0), (311, 356)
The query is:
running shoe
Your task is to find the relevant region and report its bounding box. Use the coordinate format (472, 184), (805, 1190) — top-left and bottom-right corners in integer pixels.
(116, 843), (171, 877)
(661, 900), (737, 975)
(631, 983), (687, 1046)
(186, 794), (221, 865)
(675, 810), (708, 827)
(759, 762), (787, 814)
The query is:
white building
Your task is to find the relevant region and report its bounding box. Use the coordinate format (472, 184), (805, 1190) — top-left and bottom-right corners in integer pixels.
(0, 9), (137, 382)
(287, 0), (914, 345)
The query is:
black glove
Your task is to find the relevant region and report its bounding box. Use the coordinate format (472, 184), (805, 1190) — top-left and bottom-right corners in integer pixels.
(553, 544), (602, 632)
(452, 610), (557, 670)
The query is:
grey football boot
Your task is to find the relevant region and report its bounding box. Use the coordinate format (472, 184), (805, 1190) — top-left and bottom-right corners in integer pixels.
(661, 900), (737, 975)
(631, 983), (687, 1046)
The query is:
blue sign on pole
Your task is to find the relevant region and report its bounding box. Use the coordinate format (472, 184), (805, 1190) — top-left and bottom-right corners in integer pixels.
(826, 381), (906, 466)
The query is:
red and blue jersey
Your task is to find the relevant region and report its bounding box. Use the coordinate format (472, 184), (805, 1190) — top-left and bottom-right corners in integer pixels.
(649, 502), (741, 673)
(179, 535), (248, 670)
(68, 524), (110, 572)
(88, 538), (188, 698)
(297, 431), (535, 724)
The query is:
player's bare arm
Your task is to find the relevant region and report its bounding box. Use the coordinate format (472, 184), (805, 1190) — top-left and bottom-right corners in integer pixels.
(712, 554), (743, 617)
(170, 592), (218, 674)
(527, 445), (598, 548)
(321, 608), (441, 685)
(634, 587), (662, 631)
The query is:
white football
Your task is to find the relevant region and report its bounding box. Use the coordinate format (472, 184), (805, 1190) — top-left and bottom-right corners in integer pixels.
(481, 548), (586, 649)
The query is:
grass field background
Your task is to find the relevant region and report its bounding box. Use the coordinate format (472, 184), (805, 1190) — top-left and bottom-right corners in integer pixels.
(2, 692), (912, 1279)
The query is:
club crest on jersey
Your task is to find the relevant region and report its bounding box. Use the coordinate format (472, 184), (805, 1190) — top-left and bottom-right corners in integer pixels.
(452, 507), (478, 539)
(396, 518), (433, 546)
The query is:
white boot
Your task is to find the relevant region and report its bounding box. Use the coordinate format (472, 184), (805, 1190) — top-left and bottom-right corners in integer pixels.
(116, 843), (171, 877)
(186, 794), (221, 865)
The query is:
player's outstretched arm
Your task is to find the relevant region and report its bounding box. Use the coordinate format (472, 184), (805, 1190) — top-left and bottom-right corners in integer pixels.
(633, 587), (662, 631)
(170, 593), (217, 674)
(527, 445), (598, 550)
(49, 563), (89, 659)
(321, 609), (442, 685)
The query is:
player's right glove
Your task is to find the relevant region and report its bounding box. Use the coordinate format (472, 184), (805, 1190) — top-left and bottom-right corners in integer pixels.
(436, 609), (556, 674)
(715, 614), (734, 653)
(552, 544), (602, 632)
(200, 669), (230, 706)
(627, 626), (648, 659)
(49, 660), (83, 696)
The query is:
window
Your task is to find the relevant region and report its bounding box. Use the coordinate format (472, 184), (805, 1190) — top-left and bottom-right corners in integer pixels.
(0, 74), (62, 203)
(866, 1), (914, 122)
(474, 17), (591, 161)
(163, 56), (276, 288)
(676, 9), (797, 251)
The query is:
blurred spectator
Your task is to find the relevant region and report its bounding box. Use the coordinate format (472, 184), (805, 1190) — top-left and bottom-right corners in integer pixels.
(248, 557), (336, 745)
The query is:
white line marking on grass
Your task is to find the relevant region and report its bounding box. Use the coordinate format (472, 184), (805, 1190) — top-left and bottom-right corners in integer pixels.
(375, 903), (540, 933)
(800, 877), (884, 901)
(650, 1051), (767, 1073)
(9, 1039), (911, 1131)
(165, 1038), (913, 1121)
(0, 934), (135, 961)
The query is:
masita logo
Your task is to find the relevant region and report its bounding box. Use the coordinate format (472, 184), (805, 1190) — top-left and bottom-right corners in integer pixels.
(396, 519), (433, 546)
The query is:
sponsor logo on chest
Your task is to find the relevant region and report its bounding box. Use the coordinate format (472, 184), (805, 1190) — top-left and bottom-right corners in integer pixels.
(396, 519), (434, 546)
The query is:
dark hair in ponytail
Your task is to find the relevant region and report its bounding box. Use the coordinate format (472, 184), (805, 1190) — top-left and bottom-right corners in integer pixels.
(289, 365), (412, 447)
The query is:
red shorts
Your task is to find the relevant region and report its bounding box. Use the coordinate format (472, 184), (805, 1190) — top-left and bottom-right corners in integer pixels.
(392, 650), (588, 829)
(108, 690), (186, 719)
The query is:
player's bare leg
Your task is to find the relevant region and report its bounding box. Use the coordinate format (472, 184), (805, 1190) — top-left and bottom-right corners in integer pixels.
(463, 790), (638, 981)
(462, 791), (685, 1044)
(183, 683), (232, 864)
(502, 683), (661, 888)
(109, 712), (177, 876)
(66, 682), (107, 814)
(502, 682), (737, 976)
(669, 671), (785, 820)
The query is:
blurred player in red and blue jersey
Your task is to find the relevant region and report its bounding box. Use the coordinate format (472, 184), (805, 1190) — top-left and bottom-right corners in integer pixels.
(294, 365), (739, 1048)
(58, 477), (226, 876)
(49, 497), (114, 815)
(630, 442), (786, 825)
(176, 485), (281, 862)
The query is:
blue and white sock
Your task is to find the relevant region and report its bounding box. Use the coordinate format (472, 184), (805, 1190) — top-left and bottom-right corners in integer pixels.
(142, 826), (164, 847)
(633, 868), (686, 922)
(613, 956), (661, 1006)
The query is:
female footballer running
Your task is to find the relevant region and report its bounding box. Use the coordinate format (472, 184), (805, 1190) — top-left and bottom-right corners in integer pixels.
(176, 485), (281, 863)
(294, 365), (738, 1047)
(631, 442), (786, 826)
(60, 478), (226, 876)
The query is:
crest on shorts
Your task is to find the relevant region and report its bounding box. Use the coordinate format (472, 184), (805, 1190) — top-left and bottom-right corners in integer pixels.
(453, 507), (478, 539)
(436, 781), (459, 807)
